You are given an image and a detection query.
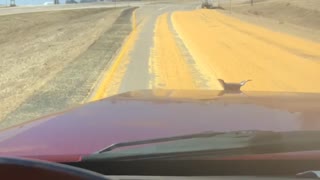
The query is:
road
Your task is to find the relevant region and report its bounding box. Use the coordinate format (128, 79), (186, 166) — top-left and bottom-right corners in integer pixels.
(172, 9), (320, 92)
(91, 1), (320, 101)
(90, 1), (206, 100)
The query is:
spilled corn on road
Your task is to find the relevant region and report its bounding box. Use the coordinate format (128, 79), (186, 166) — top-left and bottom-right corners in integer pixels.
(172, 9), (320, 92)
(94, 2), (320, 100)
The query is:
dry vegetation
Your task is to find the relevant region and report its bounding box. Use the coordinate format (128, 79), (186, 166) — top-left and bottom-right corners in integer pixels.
(0, 8), (123, 122)
(219, 0), (320, 42)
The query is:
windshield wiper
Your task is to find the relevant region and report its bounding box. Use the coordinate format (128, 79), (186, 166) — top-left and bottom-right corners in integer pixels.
(95, 130), (264, 153)
(88, 131), (320, 161)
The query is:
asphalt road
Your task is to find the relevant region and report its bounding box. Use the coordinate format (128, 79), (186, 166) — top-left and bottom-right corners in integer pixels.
(92, 1), (206, 99)
(92, 0), (320, 100)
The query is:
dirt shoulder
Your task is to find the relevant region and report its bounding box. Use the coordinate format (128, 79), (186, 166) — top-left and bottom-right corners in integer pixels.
(0, 7), (134, 129)
(218, 0), (320, 42)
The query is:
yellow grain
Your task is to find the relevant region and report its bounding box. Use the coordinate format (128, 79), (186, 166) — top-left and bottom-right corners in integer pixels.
(172, 9), (320, 92)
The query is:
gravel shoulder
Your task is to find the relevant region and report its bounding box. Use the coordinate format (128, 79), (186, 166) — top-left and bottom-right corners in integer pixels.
(218, 0), (320, 42)
(0, 7), (134, 129)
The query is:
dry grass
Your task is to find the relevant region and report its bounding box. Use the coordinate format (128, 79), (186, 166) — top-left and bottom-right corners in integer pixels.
(218, 0), (320, 42)
(0, 8), (123, 121)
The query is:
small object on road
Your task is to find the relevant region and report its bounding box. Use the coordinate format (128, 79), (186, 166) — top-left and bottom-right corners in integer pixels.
(201, 0), (214, 9)
(218, 79), (251, 92)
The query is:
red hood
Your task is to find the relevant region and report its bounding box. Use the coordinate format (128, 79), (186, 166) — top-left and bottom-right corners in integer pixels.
(0, 90), (320, 162)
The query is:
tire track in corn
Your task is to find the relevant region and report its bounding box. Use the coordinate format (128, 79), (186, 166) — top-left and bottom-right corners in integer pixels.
(149, 13), (219, 90)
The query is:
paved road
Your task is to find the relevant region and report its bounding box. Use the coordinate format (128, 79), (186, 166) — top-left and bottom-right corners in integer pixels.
(92, 0), (320, 99)
(173, 9), (320, 92)
(93, 1), (210, 99)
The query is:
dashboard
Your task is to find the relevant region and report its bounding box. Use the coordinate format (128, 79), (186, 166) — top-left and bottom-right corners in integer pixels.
(104, 176), (313, 180)
(0, 157), (318, 180)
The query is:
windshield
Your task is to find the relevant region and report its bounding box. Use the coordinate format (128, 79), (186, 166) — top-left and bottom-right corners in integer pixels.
(0, 0), (320, 161)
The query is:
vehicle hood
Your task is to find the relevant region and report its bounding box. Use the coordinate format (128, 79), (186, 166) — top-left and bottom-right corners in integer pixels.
(0, 90), (320, 162)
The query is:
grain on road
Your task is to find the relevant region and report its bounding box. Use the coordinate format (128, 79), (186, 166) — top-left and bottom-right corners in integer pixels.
(172, 9), (320, 93)
(149, 13), (199, 89)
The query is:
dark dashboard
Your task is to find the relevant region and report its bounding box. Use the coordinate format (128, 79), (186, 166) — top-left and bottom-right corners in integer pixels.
(1, 157), (320, 180)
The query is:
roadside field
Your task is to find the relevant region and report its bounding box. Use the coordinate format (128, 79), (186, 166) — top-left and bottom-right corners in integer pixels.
(218, 0), (320, 42)
(0, 7), (133, 129)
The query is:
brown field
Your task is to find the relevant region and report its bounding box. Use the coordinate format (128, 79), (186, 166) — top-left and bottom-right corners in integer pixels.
(0, 8), (125, 126)
(217, 0), (320, 42)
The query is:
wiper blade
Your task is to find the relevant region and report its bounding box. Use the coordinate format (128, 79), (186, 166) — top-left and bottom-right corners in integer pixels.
(87, 131), (320, 161)
(96, 130), (263, 153)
